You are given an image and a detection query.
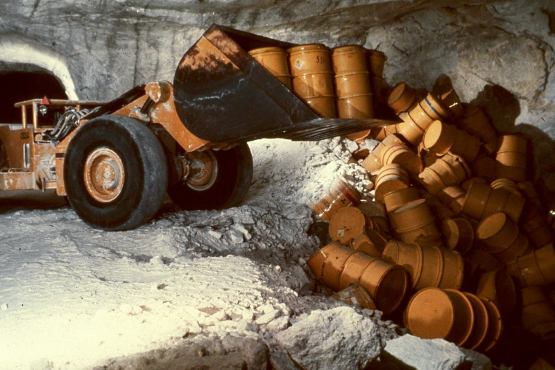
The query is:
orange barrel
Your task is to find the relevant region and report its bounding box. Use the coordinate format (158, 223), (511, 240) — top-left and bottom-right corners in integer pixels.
(332, 46), (374, 132)
(465, 249), (504, 275)
(471, 155), (496, 183)
(476, 297), (503, 353)
(338, 250), (408, 314)
(476, 212), (529, 263)
(374, 164), (411, 203)
(370, 125), (398, 141)
(420, 93), (452, 121)
(331, 45), (368, 75)
(372, 76), (384, 100)
(518, 181), (542, 207)
(437, 246), (465, 290)
(380, 143), (423, 177)
(383, 240), (424, 289)
(408, 101), (435, 133)
(521, 286), (555, 341)
(462, 181), (525, 222)
(383, 187), (421, 213)
(441, 218), (475, 255)
(423, 120), (481, 163)
(495, 134), (528, 183)
(461, 180), (492, 219)
(462, 177), (488, 191)
(321, 243), (356, 291)
(404, 287), (474, 346)
(440, 89), (464, 119)
(361, 151), (383, 174)
(337, 249), (375, 291)
(418, 154), (471, 195)
(248, 46), (292, 89)
(371, 123), (399, 141)
(490, 178), (522, 197)
(382, 240), (455, 290)
(521, 203), (555, 248)
(507, 243), (555, 287)
(463, 292), (490, 350)
(351, 230), (386, 258)
(337, 94), (374, 119)
(456, 104), (498, 154)
(476, 268), (517, 315)
(388, 82), (417, 114)
(476, 212), (519, 254)
(288, 44), (336, 118)
(366, 50), (386, 77)
(483, 187), (526, 223)
(312, 178), (361, 221)
(328, 206), (368, 244)
(437, 186), (466, 214)
(388, 199), (441, 245)
(307, 241), (343, 281)
(397, 112), (426, 145)
(362, 133), (404, 174)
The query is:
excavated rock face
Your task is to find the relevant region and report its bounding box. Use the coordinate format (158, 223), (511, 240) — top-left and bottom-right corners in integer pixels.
(1, 0), (553, 194)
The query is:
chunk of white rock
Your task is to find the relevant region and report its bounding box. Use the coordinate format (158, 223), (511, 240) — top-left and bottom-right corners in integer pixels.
(275, 306), (382, 370)
(384, 335), (466, 370)
(255, 309), (280, 325)
(266, 315), (290, 332)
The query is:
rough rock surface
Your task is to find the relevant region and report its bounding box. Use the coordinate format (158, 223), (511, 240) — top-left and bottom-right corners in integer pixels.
(384, 334), (467, 370)
(275, 306), (383, 370)
(93, 335), (268, 370)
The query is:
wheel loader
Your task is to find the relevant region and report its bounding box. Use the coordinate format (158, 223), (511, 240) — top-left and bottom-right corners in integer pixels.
(0, 25), (391, 230)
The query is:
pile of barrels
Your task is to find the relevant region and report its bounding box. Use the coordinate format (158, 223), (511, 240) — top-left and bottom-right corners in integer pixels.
(308, 81), (555, 361)
(249, 44), (385, 141)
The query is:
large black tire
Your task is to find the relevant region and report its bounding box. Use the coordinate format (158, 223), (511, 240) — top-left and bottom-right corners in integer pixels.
(168, 143), (253, 210)
(64, 115), (168, 230)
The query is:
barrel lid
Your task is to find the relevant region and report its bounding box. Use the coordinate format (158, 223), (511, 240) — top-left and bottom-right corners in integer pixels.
(422, 120), (446, 151)
(462, 292), (489, 350)
(331, 45), (365, 54)
(248, 46), (286, 55)
(328, 206), (367, 244)
(476, 297), (503, 353)
(476, 212), (509, 240)
(288, 44), (329, 53)
(374, 265), (408, 314)
(406, 287), (456, 340)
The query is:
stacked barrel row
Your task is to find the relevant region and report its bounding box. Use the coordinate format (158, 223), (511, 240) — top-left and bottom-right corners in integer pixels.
(308, 80), (555, 357)
(248, 44), (386, 134)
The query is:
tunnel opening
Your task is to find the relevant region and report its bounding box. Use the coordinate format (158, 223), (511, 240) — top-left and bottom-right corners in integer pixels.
(0, 70), (68, 123)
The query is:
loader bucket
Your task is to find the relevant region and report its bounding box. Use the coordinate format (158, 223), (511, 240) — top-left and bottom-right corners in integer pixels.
(173, 25), (320, 143)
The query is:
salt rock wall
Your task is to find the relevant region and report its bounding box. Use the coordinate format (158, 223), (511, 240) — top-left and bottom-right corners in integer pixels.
(1, 0), (554, 191)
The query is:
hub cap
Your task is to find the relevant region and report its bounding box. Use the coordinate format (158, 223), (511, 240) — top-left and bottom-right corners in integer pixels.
(186, 150), (218, 191)
(84, 147), (125, 203)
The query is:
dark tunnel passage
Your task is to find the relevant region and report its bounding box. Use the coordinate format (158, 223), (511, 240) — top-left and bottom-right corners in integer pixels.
(0, 71), (67, 123)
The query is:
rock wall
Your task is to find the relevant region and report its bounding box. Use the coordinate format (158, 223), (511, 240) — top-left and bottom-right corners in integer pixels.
(1, 0), (554, 192)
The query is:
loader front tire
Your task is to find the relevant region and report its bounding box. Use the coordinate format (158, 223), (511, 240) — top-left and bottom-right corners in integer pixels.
(64, 115), (168, 231)
(168, 143), (253, 210)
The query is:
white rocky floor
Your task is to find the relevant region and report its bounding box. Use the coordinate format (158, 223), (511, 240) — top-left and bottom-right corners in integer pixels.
(0, 138), (375, 370)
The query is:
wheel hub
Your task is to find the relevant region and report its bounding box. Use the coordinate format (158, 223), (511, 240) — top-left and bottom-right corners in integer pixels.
(84, 147), (125, 202)
(185, 150), (218, 191)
